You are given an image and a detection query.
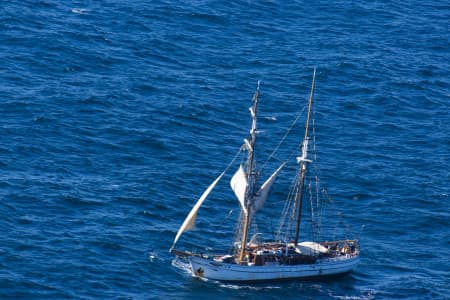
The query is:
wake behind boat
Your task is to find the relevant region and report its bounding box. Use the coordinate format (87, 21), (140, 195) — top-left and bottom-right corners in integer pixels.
(170, 70), (360, 282)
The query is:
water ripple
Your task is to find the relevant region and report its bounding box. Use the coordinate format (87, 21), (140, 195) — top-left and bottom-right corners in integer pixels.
(0, 0), (448, 299)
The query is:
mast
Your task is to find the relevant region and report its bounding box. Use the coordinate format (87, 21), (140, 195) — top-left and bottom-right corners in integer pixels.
(294, 69), (316, 245)
(238, 81), (260, 263)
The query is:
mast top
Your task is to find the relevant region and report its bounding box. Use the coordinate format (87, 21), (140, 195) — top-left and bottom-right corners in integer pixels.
(303, 68), (316, 142)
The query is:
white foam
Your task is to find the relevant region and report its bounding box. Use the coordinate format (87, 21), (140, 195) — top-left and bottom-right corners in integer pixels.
(71, 8), (88, 15)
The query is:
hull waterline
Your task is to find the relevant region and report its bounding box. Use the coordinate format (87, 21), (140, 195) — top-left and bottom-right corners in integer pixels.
(188, 255), (359, 282)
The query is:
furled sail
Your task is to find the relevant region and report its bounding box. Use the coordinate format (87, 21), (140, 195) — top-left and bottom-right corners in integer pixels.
(295, 241), (329, 255)
(171, 171), (225, 250)
(252, 162), (286, 213)
(296, 138), (312, 163)
(230, 164), (248, 215)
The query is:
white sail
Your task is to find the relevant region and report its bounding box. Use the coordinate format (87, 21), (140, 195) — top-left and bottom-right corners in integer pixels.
(230, 164), (248, 214)
(171, 171), (225, 250)
(252, 162), (286, 213)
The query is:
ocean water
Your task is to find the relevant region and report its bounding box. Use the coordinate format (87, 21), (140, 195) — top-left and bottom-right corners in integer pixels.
(0, 0), (449, 299)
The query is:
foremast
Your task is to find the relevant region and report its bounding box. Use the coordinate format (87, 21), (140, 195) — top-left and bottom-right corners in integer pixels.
(238, 81), (260, 263)
(294, 69), (316, 245)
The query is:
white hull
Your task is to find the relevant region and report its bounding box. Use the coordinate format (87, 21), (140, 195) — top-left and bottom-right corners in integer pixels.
(189, 254), (359, 282)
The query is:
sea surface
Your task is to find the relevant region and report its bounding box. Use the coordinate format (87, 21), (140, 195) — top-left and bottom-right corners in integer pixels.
(0, 0), (449, 299)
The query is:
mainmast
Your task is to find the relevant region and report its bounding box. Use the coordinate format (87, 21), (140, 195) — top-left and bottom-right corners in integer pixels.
(294, 69), (316, 245)
(238, 81), (260, 263)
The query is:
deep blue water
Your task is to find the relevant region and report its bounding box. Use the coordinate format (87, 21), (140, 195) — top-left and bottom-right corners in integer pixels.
(1, 0), (449, 299)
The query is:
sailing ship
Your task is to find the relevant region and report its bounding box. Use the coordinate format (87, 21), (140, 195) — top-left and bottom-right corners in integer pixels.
(170, 70), (360, 282)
